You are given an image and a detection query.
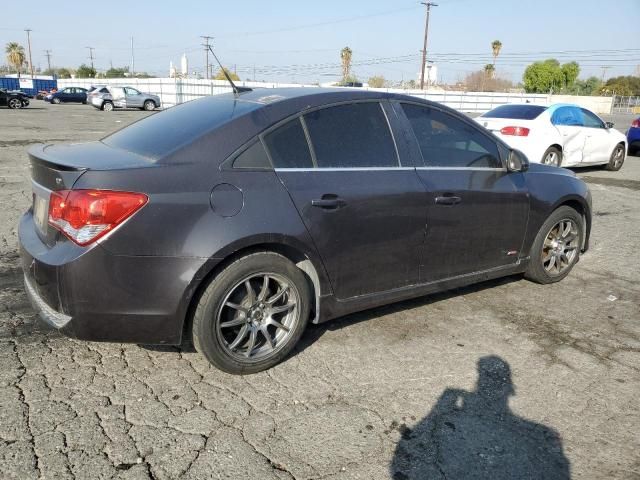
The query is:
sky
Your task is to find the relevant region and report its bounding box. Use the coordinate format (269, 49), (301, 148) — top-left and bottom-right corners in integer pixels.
(1, 0), (639, 85)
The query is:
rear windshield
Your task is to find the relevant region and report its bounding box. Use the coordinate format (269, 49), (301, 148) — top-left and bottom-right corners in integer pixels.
(482, 104), (547, 120)
(103, 95), (262, 159)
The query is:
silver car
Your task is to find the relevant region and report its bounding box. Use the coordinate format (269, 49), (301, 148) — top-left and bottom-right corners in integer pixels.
(89, 86), (161, 111)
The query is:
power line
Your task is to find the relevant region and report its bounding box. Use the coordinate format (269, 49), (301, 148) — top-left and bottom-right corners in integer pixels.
(419, 2), (437, 89)
(217, 5), (421, 39)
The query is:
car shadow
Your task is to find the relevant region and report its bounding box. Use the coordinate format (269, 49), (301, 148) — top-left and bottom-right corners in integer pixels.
(293, 274), (523, 356)
(390, 355), (570, 480)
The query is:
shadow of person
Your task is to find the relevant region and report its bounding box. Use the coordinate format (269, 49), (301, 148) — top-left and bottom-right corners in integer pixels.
(390, 356), (570, 480)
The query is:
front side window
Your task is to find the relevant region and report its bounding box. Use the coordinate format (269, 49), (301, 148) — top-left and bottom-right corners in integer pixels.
(402, 103), (501, 168)
(581, 109), (605, 129)
(303, 102), (398, 168)
(125, 87), (141, 96)
(263, 118), (314, 169)
(551, 107), (583, 126)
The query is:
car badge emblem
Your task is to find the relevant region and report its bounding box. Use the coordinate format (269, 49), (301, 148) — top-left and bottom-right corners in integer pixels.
(56, 177), (62, 185)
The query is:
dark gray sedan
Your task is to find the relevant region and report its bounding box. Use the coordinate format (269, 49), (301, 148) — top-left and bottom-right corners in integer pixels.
(19, 88), (592, 374)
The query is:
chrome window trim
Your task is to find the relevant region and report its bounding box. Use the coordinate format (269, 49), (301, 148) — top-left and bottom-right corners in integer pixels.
(416, 166), (507, 172)
(275, 167), (415, 172)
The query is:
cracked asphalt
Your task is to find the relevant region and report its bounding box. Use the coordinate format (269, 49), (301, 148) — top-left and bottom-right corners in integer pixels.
(1, 102), (639, 479)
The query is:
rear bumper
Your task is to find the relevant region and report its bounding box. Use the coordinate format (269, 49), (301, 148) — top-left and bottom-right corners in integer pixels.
(19, 211), (212, 345)
(24, 274), (71, 328)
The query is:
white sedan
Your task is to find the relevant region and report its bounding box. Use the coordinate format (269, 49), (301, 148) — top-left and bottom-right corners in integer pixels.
(476, 104), (627, 170)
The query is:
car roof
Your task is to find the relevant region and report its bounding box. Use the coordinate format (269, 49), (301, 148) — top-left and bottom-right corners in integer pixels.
(236, 87), (406, 105)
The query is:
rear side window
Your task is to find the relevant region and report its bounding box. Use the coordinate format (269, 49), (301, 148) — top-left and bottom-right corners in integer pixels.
(233, 140), (271, 169)
(482, 104), (547, 120)
(402, 104), (501, 168)
(263, 118), (314, 169)
(303, 102), (398, 168)
(551, 107), (583, 126)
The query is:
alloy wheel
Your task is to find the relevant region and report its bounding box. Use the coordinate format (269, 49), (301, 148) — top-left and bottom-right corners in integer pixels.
(541, 219), (580, 276)
(8, 98), (21, 109)
(543, 151), (558, 166)
(612, 145), (625, 169)
(216, 273), (299, 361)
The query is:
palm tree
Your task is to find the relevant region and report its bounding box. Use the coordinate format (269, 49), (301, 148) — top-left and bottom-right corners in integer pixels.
(5, 42), (25, 75)
(340, 47), (353, 82)
(491, 40), (502, 68)
(484, 64), (495, 79)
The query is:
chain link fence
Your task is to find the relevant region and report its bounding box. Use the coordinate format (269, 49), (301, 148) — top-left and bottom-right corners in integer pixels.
(612, 95), (640, 114)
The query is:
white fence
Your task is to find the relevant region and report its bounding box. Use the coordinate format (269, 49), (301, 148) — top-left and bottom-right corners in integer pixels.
(58, 77), (614, 114)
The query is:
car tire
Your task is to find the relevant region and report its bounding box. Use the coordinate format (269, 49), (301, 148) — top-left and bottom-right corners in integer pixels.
(8, 98), (22, 109)
(541, 146), (562, 167)
(192, 252), (311, 374)
(51, 97), (60, 104)
(21, 100), (29, 107)
(102, 101), (114, 112)
(525, 206), (583, 285)
(143, 100), (155, 111)
(604, 143), (625, 171)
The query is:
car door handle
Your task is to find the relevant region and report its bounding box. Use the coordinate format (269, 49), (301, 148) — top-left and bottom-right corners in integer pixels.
(435, 195), (461, 206)
(311, 197), (347, 209)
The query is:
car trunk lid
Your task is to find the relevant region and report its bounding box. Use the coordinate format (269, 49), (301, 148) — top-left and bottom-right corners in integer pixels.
(28, 142), (153, 246)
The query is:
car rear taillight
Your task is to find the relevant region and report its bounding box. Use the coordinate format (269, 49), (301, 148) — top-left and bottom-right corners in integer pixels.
(48, 189), (148, 246)
(631, 119), (640, 128)
(500, 126), (530, 136)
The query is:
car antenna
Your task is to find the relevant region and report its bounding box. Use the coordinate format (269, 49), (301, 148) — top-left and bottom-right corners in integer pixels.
(207, 45), (251, 96)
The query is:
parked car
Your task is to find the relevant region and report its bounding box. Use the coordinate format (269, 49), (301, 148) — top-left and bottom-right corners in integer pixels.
(20, 89), (592, 374)
(476, 104), (627, 171)
(45, 87), (88, 104)
(0, 88), (30, 109)
(86, 85), (108, 103)
(89, 85), (160, 111)
(627, 117), (640, 156)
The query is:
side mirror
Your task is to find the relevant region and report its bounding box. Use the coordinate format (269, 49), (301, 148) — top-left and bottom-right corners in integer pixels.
(507, 149), (529, 172)
(605, 121), (615, 129)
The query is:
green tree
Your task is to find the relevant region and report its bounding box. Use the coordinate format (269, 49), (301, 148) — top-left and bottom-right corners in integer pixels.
(5, 42), (25, 74)
(214, 67), (240, 81)
(340, 46), (353, 82)
(368, 75), (387, 88)
(105, 66), (129, 78)
(484, 64), (495, 79)
(56, 68), (72, 79)
(76, 64), (96, 78)
(601, 75), (640, 96)
(491, 40), (502, 68)
(561, 61), (580, 88)
(566, 76), (601, 95)
(523, 59), (566, 93)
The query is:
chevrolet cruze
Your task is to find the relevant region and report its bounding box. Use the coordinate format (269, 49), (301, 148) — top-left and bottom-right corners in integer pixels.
(19, 89), (592, 374)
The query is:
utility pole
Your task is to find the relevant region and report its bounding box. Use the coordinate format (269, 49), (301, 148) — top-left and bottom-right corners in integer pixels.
(419, 2), (437, 90)
(201, 35), (213, 79)
(25, 28), (34, 78)
(131, 36), (135, 76)
(86, 46), (95, 70)
(600, 66), (611, 83)
(44, 49), (52, 72)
